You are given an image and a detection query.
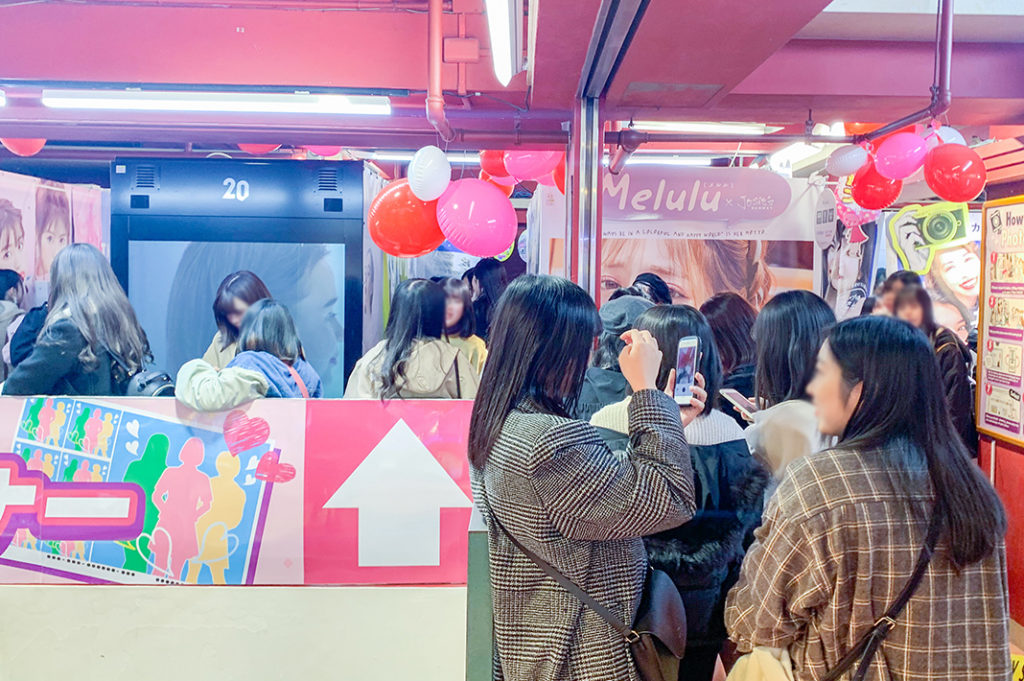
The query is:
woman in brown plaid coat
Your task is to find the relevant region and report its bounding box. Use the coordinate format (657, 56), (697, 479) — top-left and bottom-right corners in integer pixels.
(469, 275), (701, 681)
(727, 316), (1009, 680)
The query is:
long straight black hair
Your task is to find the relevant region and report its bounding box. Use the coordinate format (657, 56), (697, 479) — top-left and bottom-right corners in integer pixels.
(237, 299), (304, 364)
(634, 305), (722, 416)
(700, 292), (757, 375)
(380, 278), (446, 398)
(468, 275), (600, 467)
(442, 277), (476, 338)
(755, 290), (836, 407)
(213, 270), (272, 349)
(827, 316), (1005, 567)
(472, 258), (508, 331)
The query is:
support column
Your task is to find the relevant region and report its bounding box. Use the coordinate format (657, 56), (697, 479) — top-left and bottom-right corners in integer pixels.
(567, 96), (603, 297)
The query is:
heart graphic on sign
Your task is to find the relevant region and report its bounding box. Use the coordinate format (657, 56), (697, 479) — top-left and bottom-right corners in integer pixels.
(125, 420), (140, 438)
(223, 411), (270, 456)
(125, 440), (139, 456)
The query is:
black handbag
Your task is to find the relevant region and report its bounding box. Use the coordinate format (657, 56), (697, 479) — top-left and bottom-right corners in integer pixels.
(822, 511), (943, 681)
(495, 518), (687, 681)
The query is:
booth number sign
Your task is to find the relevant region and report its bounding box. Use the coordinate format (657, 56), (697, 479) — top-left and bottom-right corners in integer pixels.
(222, 177), (251, 202)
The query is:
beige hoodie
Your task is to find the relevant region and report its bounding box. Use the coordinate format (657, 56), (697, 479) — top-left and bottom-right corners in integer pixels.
(344, 338), (479, 399)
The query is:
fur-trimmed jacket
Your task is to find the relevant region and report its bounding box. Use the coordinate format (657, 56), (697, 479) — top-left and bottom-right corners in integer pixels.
(592, 404), (770, 650)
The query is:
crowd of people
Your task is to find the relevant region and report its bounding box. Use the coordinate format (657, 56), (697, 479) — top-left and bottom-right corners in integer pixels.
(460, 269), (1006, 681)
(0, 242), (1006, 680)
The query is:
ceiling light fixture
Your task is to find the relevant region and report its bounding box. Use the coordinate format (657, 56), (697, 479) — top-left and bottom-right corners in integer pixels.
(40, 90), (392, 115)
(623, 121), (781, 136)
(603, 154), (714, 167)
(0, 91), (5, 108)
(483, 0), (524, 87)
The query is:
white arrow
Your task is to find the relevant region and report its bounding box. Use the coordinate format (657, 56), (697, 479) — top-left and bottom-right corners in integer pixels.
(324, 419), (472, 567)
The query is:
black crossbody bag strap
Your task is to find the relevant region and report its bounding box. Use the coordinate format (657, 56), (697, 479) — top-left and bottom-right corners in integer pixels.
(823, 511), (943, 681)
(491, 514), (636, 641)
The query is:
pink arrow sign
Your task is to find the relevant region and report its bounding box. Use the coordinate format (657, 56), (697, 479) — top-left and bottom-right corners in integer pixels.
(0, 453), (145, 553)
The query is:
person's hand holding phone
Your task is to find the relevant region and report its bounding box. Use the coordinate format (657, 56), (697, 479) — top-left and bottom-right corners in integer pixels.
(619, 330), (662, 393)
(663, 370), (707, 428)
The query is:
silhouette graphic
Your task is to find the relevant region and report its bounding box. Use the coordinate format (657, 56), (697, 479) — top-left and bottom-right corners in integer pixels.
(36, 400), (56, 444)
(122, 433), (170, 573)
(185, 451), (245, 585)
(90, 463), (103, 483)
(70, 407), (91, 449)
(61, 458), (79, 483)
(42, 453), (54, 478)
(46, 404), (68, 447)
(149, 438), (213, 581)
(83, 409), (103, 455)
(22, 399), (44, 439)
(95, 413), (115, 458)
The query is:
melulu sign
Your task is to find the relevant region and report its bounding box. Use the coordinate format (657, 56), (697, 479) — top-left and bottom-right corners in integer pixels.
(603, 167), (793, 222)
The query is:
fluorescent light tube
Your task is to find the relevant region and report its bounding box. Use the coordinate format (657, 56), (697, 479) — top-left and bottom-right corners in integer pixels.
(484, 0), (523, 87)
(602, 154), (714, 167)
(624, 121), (779, 136)
(0, 91), (5, 108)
(41, 90), (391, 115)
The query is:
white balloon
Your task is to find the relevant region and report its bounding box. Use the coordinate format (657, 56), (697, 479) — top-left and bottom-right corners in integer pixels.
(407, 146), (452, 201)
(825, 144), (869, 177)
(517, 230), (530, 261)
(937, 126), (966, 146)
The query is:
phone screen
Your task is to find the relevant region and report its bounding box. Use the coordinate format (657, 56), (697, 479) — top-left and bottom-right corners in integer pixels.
(720, 389), (757, 417)
(674, 337), (699, 404)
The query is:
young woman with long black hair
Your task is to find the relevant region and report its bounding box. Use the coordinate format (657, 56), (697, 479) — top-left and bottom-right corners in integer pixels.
(589, 304), (768, 681)
(727, 315), (1008, 680)
(470, 257), (507, 341)
(4, 244), (151, 396)
(745, 290), (836, 476)
(700, 292), (757, 427)
(442, 277), (487, 374)
(894, 285), (976, 452)
(469, 274), (703, 681)
(345, 278), (477, 399)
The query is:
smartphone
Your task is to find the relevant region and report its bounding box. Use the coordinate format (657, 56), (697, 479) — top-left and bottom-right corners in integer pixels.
(673, 336), (700, 406)
(720, 388), (758, 419)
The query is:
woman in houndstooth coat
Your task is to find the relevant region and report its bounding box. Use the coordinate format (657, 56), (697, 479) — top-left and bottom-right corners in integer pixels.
(468, 275), (700, 681)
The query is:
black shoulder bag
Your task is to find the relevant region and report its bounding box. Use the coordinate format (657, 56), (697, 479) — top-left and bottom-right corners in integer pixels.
(822, 512), (943, 681)
(493, 516), (687, 681)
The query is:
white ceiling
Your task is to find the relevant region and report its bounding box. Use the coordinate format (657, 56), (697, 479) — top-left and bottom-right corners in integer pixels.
(799, 0), (1024, 42)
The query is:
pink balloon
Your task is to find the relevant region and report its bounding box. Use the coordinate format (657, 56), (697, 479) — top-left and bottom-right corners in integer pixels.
(503, 150), (562, 181)
(874, 132), (928, 180)
(304, 145), (342, 157)
(489, 173), (518, 187)
(436, 178), (517, 257)
(536, 172), (557, 187)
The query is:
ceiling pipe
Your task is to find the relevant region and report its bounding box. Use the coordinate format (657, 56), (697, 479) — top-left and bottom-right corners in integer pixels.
(606, 0), (954, 173)
(426, 0), (456, 143)
(39, 0), (445, 9)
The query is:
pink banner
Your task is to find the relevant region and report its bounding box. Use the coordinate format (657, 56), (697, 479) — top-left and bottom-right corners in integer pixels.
(0, 397), (474, 586)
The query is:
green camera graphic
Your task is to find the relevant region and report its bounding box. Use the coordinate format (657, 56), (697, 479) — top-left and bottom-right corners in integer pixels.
(889, 203), (971, 274)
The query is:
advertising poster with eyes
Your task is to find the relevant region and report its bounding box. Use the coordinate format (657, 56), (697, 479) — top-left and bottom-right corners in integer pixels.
(978, 196), (1024, 446)
(0, 169), (105, 307)
(886, 202), (981, 340)
(598, 168), (820, 309)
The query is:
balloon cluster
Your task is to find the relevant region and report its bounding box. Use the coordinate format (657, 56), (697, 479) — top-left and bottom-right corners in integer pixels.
(825, 123), (986, 209)
(368, 147), (566, 258)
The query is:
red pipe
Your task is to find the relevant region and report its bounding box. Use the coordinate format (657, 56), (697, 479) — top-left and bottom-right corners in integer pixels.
(426, 0), (456, 142)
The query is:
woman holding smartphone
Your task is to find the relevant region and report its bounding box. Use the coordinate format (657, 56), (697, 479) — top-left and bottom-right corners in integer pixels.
(745, 290), (836, 477)
(590, 305), (769, 681)
(469, 274), (703, 681)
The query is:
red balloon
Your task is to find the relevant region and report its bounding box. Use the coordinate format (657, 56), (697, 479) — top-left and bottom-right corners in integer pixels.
(367, 178), (445, 258)
(923, 143), (987, 203)
(553, 155), (566, 194)
(237, 143), (281, 155)
(0, 138), (46, 157)
(479, 150), (511, 180)
(850, 160), (902, 210)
(479, 170), (514, 198)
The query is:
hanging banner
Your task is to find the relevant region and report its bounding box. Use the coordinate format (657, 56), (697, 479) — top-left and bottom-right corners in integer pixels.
(0, 397), (474, 586)
(977, 196), (1024, 447)
(600, 168), (818, 308)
